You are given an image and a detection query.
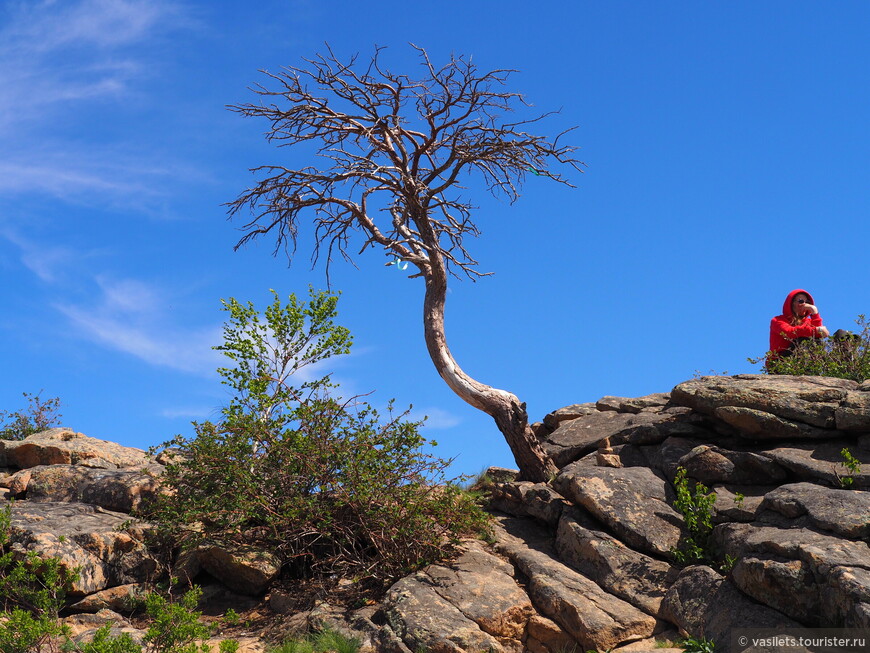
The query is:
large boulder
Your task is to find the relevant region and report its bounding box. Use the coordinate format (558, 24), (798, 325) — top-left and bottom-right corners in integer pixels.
(759, 482), (870, 538)
(2, 429), (151, 469)
(553, 462), (683, 558)
(660, 565), (805, 653)
(422, 542), (534, 645)
(193, 543), (282, 596)
(671, 375), (855, 429)
(7, 501), (156, 595)
(385, 574), (507, 653)
(713, 523), (870, 628)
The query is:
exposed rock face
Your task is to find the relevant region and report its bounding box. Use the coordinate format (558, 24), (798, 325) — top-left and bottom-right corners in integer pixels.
(660, 565), (806, 652)
(553, 462), (683, 558)
(7, 501), (156, 595)
(759, 482), (870, 538)
(1, 428), (152, 469)
(20, 464), (163, 512)
(492, 517), (657, 652)
(713, 523), (870, 629)
(5, 374), (870, 653)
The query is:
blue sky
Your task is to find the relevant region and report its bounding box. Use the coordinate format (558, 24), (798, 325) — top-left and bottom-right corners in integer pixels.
(1, 1), (868, 477)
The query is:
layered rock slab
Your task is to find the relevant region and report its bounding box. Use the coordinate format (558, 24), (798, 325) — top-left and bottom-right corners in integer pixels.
(8, 501), (156, 595)
(2, 429), (151, 469)
(542, 411), (686, 468)
(760, 482), (870, 538)
(553, 461), (682, 558)
(554, 507), (679, 617)
(672, 374), (856, 424)
(713, 522), (870, 628)
(758, 441), (870, 489)
(493, 516), (658, 651)
(660, 565), (805, 653)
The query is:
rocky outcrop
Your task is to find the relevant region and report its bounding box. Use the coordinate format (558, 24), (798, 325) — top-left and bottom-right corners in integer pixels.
(4, 373), (870, 653)
(7, 501), (156, 595)
(1, 428), (151, 469)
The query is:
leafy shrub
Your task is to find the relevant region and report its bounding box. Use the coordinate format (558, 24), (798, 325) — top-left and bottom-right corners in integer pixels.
(838, 447), (863, 489)
(0, 391), (62, 441)
(751, 314), (870, 382)
(141, 586), (214, 653)
(670, 467), (716, 564)
(147, 288), (489, 593)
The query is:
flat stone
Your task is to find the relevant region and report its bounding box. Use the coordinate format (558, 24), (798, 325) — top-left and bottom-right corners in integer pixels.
(24, 464), (164, 513)
(68, 583), (148, 613)
(760, 482), (870, 538)
(493, 517), (657, 651)
(660, 565), (805, 652)
(759, 441), (870, 489)
(424, 541), (533, 643)
(677, 444), (787, 485)
(671, 375), (855, 428)
(543, 411), (673, 468)
(555, 507), (679, 617)
(714, 406), (844, 440)
(488, 481), (568, 527)
(542, 404), (597, 430)
(553, 463), (682, 558)
(596, 393), (670, 414)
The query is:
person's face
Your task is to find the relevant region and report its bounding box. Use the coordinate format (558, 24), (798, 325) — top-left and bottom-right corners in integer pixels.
(792, 293), (810, 316)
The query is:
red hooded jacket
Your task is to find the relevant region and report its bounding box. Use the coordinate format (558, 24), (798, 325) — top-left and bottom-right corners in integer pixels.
(769, 289), (824, 355)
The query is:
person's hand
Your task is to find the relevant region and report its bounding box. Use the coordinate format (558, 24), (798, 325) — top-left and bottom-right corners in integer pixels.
(816, 326), (830, 338)
(801, 303), (819, 316)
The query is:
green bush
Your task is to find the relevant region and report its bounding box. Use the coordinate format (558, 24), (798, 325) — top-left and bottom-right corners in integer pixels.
(147, 288), (489, 593)
(752, 315), (870, 382)
(670, 467), (716, 564)
(0, 391), (62, 441)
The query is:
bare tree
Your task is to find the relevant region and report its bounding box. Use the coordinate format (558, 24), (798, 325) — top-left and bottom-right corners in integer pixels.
(228, 45), (584, 481)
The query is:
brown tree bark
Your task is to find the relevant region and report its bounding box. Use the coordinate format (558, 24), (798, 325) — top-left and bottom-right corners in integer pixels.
(421, 255), (558, 482)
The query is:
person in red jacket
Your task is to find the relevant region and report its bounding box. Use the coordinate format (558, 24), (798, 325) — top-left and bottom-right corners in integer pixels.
(769, 289), (830, 362)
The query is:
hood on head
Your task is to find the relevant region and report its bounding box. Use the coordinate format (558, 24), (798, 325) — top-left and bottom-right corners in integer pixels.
(782, 289), (815, 319)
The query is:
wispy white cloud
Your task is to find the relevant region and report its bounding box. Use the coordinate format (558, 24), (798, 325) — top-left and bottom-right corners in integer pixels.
(0, 0), (184, 130)
(0, 229), (81, 282)
(0, 0), (194, 204)
(55, 276), (224, 376)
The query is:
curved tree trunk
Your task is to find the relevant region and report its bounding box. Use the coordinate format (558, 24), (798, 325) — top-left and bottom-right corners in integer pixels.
(421, 264), (558, 482)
